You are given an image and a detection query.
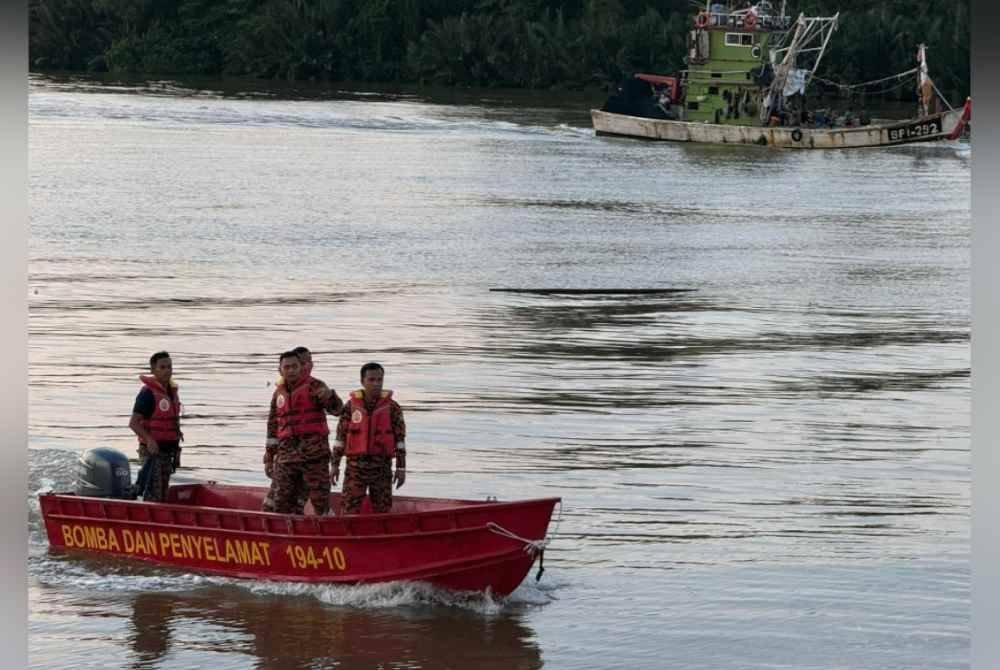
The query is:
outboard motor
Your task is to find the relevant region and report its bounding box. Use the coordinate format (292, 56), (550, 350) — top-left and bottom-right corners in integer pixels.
(76, 448), (132, 498)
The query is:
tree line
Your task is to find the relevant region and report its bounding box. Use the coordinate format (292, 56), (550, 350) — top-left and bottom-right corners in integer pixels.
(29, 0), (969, 101)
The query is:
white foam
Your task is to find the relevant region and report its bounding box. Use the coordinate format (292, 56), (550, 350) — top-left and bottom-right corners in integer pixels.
(29, 549), (564, 614)
(34, 477), (56, 495)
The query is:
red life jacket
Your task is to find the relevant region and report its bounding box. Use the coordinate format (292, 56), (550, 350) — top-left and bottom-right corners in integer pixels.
(275, 375), (330, 439)
(346, 390), (396, 457)
(139, 375), (181, 443)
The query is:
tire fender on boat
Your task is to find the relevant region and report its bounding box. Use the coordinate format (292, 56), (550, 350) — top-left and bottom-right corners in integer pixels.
(791, 128), (803, 142)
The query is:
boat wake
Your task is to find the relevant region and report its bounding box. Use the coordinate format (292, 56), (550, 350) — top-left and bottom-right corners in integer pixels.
(239, 575), (560, 612)
(30, 547), (560, 613)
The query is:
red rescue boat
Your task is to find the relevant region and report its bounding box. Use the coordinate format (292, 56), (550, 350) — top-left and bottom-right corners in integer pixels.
(39, 482), (561, 596)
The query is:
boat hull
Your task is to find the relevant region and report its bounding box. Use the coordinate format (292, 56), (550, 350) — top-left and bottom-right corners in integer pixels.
(591, 98), (971, 149)
(39, 483), (560, 596)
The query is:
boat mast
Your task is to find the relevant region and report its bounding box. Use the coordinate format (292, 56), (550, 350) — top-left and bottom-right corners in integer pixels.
(759, 12), (839, 124)
(805, 13), (838, 87)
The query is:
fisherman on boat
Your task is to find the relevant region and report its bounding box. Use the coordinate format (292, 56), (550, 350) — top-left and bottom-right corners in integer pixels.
(264, 350), (339, 515)
(332, 362), (407, 515)
(129, 351), (182, 502)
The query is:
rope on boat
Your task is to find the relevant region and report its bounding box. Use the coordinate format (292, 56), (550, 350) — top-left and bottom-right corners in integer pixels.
(487, 501), (563, 581)
(487, 522), (549, 555)
(813, 67), (918, 91)
(847, 77), (917, 97)
(814, 66), (955, 109)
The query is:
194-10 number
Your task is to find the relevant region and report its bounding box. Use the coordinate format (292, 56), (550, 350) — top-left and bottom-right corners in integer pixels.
(285, 544), (347, 571)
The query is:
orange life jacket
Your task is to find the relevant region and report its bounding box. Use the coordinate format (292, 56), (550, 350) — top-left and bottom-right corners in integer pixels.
(138, 375), (181, 443)
(275, 375), (330, 439)
(345, 390), (396, 457)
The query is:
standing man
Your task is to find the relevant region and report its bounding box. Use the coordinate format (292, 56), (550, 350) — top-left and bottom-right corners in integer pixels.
(264, 350), (336, 515)
(292, 346), (344, 415)
(129, 351), (183, 502)
(262, 346), (342, 513)
(332, 362), (407, 515)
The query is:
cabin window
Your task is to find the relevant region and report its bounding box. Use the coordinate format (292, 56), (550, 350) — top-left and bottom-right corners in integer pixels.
(708, 87), (719, 95)
(725, 33), (754, 47)
(711, 72), (722, 78)
(687, 101), (700, 110)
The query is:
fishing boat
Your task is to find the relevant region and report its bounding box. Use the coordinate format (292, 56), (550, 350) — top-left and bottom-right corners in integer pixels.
(39, 451), (560, 596)
(591, 1), (971, 148)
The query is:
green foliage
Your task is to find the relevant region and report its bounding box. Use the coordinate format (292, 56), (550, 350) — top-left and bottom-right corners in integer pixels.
(28, 0), (969, 98)
(30, 0), (115, 71)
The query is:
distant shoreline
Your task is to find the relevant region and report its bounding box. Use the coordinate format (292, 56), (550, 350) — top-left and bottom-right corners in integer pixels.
(29, 1), (969, 102)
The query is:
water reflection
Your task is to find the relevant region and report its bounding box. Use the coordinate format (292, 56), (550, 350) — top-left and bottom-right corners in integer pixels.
(674, 140), (794, 165)
(773, 368), (968, 395)
(888, 142), (971, 166)
(478, 294), (965, 366)
(478, 196), (720, 219)
(126, 590), (542, 670)
(478, 295), (719, 361)
(29, 292), (354, 312)
(129, 593), (174, 669)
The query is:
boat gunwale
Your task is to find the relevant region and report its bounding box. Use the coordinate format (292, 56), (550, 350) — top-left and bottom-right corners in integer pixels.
(39, 488), (561, 541)
(41, 507), (554, 542)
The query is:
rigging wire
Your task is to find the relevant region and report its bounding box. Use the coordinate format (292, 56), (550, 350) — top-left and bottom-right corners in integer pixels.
(812, 67), (919, 91)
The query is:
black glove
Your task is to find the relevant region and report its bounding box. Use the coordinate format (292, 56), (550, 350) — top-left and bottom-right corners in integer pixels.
(172, 448), (182, 473)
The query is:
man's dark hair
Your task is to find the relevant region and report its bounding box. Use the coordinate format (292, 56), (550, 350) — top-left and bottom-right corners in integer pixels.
(149, 351), (170, 369)
(279, 350), (301, 364)
(360, 362), (384, 380)
(292, 346), (311, 357)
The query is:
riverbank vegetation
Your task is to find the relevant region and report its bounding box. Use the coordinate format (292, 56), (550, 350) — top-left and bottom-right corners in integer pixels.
(29, 0), (969, 100)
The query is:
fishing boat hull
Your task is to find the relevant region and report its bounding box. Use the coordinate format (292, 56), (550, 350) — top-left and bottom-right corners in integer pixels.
(39, 482), (560, 596)
(591, 97), (971, 149)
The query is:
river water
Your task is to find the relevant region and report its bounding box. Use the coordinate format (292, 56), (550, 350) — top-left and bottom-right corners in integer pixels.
(28, 74), (970, 669)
